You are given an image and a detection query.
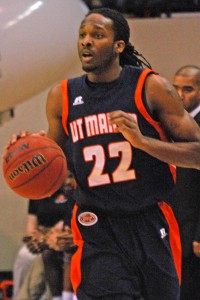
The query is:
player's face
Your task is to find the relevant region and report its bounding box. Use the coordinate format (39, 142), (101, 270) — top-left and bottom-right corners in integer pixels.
(77, 13), (118, 75)
(173, 75), (200, 112)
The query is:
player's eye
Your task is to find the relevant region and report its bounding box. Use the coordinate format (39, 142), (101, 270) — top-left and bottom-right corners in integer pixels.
(95, 33), (103, 39)
(79, 32), (86, 38)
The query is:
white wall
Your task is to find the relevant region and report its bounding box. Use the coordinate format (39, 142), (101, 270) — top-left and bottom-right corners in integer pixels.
(128, 16), (200, 80)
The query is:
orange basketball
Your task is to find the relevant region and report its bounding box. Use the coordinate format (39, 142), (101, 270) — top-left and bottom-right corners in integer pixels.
(2, 134), (67, 199)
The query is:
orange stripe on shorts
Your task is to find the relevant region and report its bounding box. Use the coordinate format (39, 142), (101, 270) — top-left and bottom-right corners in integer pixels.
(70, 204), (84, 293)
(158, 201), (182, 284)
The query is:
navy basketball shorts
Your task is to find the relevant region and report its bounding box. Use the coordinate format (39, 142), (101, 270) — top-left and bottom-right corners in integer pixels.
(70, 201), (181, 300)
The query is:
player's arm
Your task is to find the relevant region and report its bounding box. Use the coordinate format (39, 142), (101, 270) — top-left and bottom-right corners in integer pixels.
(46, 83), (67, 151)
(4, 83), (65, 151)
(108, 74), (200, 169)
(25, 214), (38, 235)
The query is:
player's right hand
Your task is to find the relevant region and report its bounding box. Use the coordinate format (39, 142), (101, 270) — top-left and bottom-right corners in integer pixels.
(108, 110), (145, 149)
(4, 130), (46, 151)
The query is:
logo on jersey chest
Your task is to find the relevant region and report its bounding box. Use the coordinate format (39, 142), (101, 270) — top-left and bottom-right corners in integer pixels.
(73, 96), (84, 106)
(69, 112), (137, 143)
(78, 212), (98, 226)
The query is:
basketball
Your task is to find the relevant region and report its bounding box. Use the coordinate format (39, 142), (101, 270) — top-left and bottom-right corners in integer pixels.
(2, 134), (67, 199)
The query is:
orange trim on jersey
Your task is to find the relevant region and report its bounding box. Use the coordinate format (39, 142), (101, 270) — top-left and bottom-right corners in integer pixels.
(135, 69), (176, 183)
(61, 79), (69, 135)
(70, 204), (84, 293)
(169, 164), (176, 183)
(158, 201), (182, 284)
(135, 69), (168, 141)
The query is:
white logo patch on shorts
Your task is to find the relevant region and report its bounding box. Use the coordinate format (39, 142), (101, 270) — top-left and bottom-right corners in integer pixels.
(160, 227), (168, 239)
(78, 212), (98, 226)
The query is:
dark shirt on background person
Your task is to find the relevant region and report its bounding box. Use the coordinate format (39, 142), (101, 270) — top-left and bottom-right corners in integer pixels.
(172, 65), (200, 300)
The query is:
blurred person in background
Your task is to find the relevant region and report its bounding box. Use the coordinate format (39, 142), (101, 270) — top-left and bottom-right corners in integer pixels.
(172, 65), (200, 300)
(13, 173), (75, 300)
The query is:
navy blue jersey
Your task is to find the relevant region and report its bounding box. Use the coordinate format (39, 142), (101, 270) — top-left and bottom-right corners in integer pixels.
(61, 66), (176, 212)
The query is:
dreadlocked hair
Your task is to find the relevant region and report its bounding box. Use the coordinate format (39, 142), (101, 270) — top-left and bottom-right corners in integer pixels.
(86, 8), (151, 69)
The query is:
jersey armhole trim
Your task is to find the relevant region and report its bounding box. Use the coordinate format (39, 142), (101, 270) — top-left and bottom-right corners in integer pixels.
(135, 69), (176, 183)
(61, 79), (69, 135)
(135, 69), (168, 142)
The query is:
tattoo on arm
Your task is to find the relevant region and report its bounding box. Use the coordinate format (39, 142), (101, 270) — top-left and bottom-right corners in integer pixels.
(167, 120), (189, 141)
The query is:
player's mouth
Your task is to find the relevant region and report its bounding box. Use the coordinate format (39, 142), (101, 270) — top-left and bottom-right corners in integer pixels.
(81, 51), (94, 63)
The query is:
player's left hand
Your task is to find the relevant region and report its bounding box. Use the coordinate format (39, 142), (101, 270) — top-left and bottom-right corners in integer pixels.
(22, 227), (49, 254)
(45, 225), (75, 252)
(108, 110), (145, 148)
(23, 235), (48, 254)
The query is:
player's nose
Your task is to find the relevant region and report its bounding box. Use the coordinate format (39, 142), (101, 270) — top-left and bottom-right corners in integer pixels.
(81, 35), (93, 47)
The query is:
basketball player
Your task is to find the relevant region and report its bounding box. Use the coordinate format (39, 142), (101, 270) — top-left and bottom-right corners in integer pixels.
(7, 8), (200, 300)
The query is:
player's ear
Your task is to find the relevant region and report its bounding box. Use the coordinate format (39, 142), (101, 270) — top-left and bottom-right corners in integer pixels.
(114, 40), (125, 54)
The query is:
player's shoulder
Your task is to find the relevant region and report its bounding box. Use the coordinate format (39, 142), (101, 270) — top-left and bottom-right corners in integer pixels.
(145, 72), (173, 97)
(48, 80), (66, 96)
(46, 82), (63, 114)
(47, 75), (84, 104)
(145, 72), (182, 114)
(146, 72), (170, 87)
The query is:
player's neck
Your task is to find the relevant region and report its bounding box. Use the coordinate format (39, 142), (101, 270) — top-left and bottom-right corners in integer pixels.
(87, 65), (122, 83)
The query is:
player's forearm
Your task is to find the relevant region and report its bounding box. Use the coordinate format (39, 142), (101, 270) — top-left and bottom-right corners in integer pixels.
(25, 215), (38, 235)
(138, 137), (200, 170)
